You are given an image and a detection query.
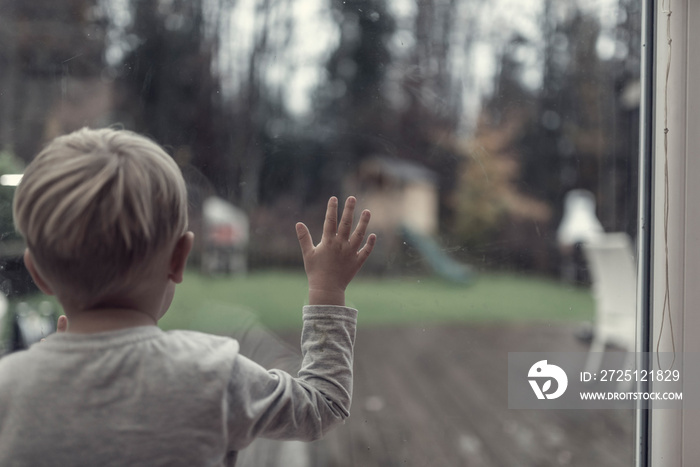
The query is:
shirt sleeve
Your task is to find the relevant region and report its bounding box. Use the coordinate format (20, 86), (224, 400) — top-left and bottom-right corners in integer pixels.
(225, 305), (357, 449)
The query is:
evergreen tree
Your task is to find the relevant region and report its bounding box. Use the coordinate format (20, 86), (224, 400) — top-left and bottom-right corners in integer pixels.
(315, 0), (396, 196)
(0, 0), (108, 160)
(114, 0), (232, 198)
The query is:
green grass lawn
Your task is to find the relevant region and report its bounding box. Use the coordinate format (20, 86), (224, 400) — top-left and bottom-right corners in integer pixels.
(158, 269), (595, 334)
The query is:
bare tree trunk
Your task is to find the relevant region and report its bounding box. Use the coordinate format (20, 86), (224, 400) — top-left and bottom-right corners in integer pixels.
(0, 5), (18, 153)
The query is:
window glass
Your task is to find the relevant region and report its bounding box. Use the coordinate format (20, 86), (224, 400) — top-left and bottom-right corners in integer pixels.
(0, 0), (640, 464)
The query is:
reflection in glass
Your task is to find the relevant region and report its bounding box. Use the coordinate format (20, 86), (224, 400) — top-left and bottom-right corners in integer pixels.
(0, 0), (640, 465)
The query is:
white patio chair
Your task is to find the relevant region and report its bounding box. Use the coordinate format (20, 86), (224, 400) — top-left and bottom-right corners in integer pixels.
(582, 233), (637, 373)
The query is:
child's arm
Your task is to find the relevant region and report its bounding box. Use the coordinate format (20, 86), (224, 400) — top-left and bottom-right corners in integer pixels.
(226, 196), (375, 447)
(295, 196), (376, 306)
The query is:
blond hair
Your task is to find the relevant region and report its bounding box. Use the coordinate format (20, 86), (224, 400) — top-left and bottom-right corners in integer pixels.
(13, 128), (188, 307)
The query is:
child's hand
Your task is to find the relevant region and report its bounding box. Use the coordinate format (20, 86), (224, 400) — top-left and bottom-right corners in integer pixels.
(41, 315), (67, 342)
(296, 196), (376, 306)
(56, 315), (68, 333)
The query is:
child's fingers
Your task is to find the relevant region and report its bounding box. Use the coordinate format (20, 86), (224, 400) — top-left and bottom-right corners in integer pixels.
(56, 315), (68, 333)
(337, 197), (356, 240)
(322, 197), (339, 239)
(296, 223), (314, 256)
(349, 209), (370, 249)
(42, 315), (68, 342)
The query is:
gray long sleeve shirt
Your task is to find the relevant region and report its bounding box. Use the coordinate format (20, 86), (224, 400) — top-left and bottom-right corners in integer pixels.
(0, 305), (357, 466)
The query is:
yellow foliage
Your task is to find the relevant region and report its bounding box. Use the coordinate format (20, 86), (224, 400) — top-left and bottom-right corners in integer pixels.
(451, 108), (551, 246)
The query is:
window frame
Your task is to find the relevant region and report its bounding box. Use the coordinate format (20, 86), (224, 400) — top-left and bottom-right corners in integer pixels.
(641, 0), (700, 465)
(635, 0), (654, 465)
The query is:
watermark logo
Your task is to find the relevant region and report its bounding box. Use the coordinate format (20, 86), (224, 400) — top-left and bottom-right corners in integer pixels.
(528, 360), (568, 400)
(509, 352), (688, 409)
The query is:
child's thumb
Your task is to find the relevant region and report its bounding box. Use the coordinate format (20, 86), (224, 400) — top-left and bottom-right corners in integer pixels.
(56, 315), (68, 333)
(296, 223), (314, 256)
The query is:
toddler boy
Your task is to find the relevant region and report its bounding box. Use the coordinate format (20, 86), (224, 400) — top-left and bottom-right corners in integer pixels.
(0, 128), (375, 466)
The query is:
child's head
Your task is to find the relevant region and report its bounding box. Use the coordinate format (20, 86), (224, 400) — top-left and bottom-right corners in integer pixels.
(13, 128), (188, 309)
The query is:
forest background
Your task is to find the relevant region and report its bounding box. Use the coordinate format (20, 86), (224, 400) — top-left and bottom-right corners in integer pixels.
(0, 0), (641, 277)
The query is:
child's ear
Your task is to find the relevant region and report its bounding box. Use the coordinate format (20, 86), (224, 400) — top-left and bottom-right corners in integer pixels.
(23, 249), (54, 296)
(169, 232), (194, 284)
